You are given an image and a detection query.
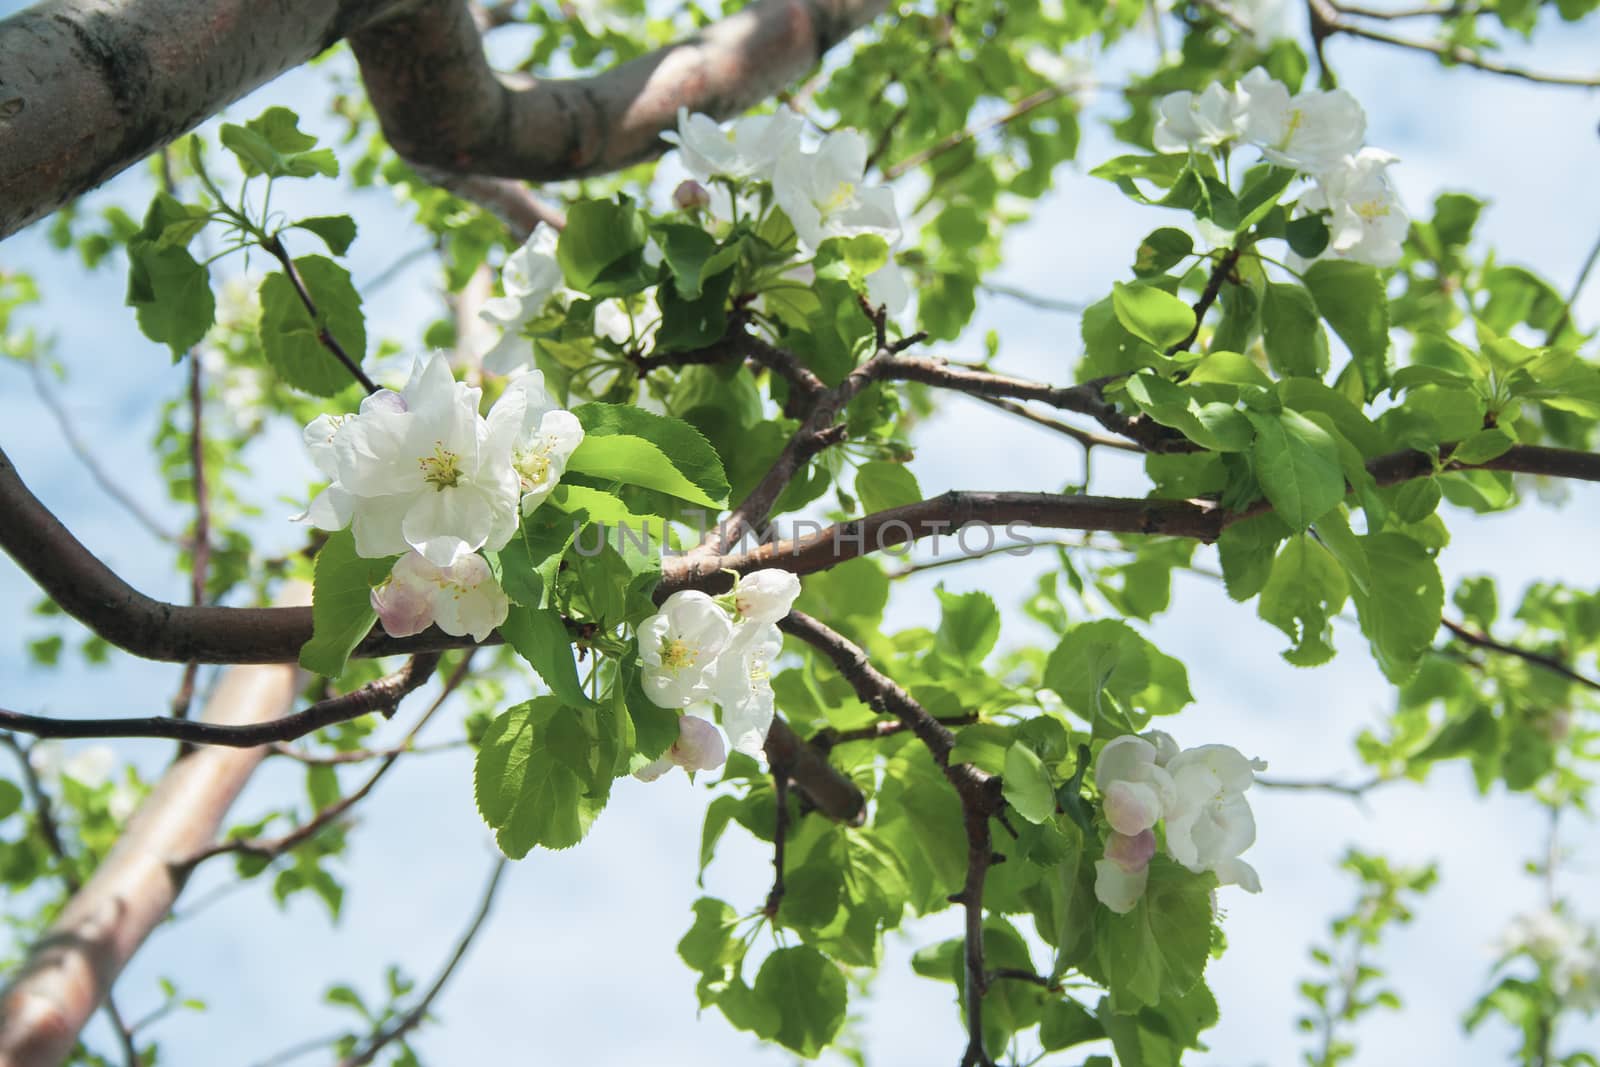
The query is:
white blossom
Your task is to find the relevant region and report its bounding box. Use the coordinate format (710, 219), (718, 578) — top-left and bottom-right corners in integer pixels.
(635, 712), (727, 782)
(482, 226), (564, 376)
(664, 106), (804, 184)
(1300, 147), (1409, 267)
(1233, 0), (1292, 45)
(1497, 908), (1600, 1014)
(772, 129), (902, 252)
(1239, 69), (1366, 174)
(307, 354), (523, 566)
(30, 741), (116, 789)
(732, 569), (802, 626)
(712, 622), (782, 758)
(1095, 734), (1178, 837)
(1095, 857), (1149, 915)
(492, 371), (585, 515)
(639, 591), (735, 708)
(865, 258), (911, 316)
(1163, 743), (1267, 891)
(370, 550), (510, 642)
(1153, 82), (1248, 154)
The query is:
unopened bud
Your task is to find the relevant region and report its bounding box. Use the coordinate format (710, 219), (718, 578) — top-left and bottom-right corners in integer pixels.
(673, 179), (711, 212)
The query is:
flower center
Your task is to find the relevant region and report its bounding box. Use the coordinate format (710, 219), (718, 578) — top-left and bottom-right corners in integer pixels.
(822, 181), (856, 215)
(515, 445), (553, 492)
(1282, 108), (1305, 145)
(660, 638), (698, 674)
(419, 442), (463, 489)
(1355, 198), (1388, 222)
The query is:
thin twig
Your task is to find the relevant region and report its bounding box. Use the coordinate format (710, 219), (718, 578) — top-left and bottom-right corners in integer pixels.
(0, 653), (442, 746)
(884, 83), (1085, 180)
(1440, 618), (1600, 693)
(336, 856), (509, 1067)
(179, 653), (473, 868)
(764, 771), (790, 919)
(0, 732), (80, 889)
(268, 738), (468, 766)
(1167, 243), (1247, 356)
(1546, 226), (1600, 345)
(1255, 775), (1383, 798)
(170, 350), (211, 721)
(103, 995), (142, 1067)
(971, 394), (1143, 452)
(261, 234), (378, 394)
(25, 358), (176, 544)
(978, 282), (1089, 314)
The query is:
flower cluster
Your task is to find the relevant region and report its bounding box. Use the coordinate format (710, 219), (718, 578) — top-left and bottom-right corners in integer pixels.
(665, 107), (909, 313)
(635, 570), (801, 770)
(478, 227), (651, 378)
(1154, 69), (1407, 267)
(299, 353), (583, 641)
(30, 741), (140, 822)
(1093, 730), (1266, 914)
(1497, 908), (1600, 1014)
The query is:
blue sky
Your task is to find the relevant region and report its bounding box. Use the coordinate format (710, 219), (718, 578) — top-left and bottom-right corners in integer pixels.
(2, 3), (1600, 1065)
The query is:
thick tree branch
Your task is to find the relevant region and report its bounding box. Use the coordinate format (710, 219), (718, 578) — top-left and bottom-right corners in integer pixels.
(348, 0), (890, 183)
(8, 437), (1600, 663)
(0, 0), (407, 240)
(763, 717), (866, 825)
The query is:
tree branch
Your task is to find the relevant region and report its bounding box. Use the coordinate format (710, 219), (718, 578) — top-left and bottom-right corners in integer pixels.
(763, 717), (866, 825)
(347, 0), (890, 183)
(7, 438), (1600, 664)
(335, 856), (508, 1067)
(779, 612), (1003, 1067)
(1440, 617), (1600, 693)
(763, 771), (791, 919)
(178, 652), (471, 867)
(0, 653), (441, 745)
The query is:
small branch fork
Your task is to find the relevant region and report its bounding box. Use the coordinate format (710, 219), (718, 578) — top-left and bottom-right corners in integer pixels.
(1275, 0), (1600, 87)
(175, 653), (474, 870)
(335, 856), (509, 1067)
(1440, 617), (1600, 693)
(780, 611), (1005, 1066)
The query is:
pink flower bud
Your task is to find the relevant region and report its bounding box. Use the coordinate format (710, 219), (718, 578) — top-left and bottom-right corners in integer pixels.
(670, 714), (727, 773)
(371, 578), (434, 638)
(673, 179), (711, 211)
(1104, 829), (1157, 874)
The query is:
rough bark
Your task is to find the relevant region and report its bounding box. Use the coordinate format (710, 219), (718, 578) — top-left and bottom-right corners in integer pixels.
(0, 0), (405, 239)
(348, 0), (889, 180)
(0, 605), (306, 1067)
(0, 0), (887, 242)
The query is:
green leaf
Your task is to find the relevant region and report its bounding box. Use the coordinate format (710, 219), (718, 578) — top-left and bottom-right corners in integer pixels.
(1350, 533), (1444, 682)
(1216, 512), (1289, 601)
(1003, 743), (1057, 824)
(651, 223), (718, 300)
(1258, 534), (1348, 666)
(1094, 860), (1212, 1012)
(259, 256), (367, 396)
(1451, 427), (1515, 465)
(219, 107), (338, 179)
(934, 588), (1000, 667)
(1304, 260), (1390, 398)
(499, 606), (588, 707)
(127, 243), (215, 354)
(0, 780), (22, 822)
(299, 530), (395, 677)
(679, 896), (741, 973)
(752, 947), (848, 1057)
(1261, 282), (1328, 378)
(655, 268), (733, 352)
(292, 215), (357, 257)
(1040, 998), (1103, 1050)
(1132, 228), (1193, 278)
(855, 460), (922, 513)
(570, 404), (730, 508)
(1247, 409), (1346, 532)
(1043, 620), (1192, 732)
(557, 198), (650, 297)
(1112, 282), (1195, 350)
(1286, 214), (1330, 259)
(474, 697), (606, 856)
